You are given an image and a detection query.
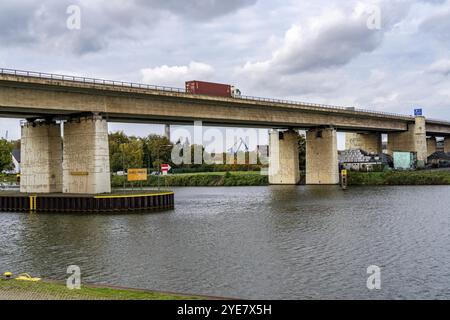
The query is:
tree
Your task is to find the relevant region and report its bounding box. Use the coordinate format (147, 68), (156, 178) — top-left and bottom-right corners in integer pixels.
(142, 135), (173, 169)
(0, 139), (14, 172)
(298, 134), (306, 171)
(108, 131), (144, 172)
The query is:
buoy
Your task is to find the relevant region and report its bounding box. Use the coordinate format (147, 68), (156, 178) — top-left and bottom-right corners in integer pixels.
(15, 273), (41, 282)
(3, 272), (13, 279)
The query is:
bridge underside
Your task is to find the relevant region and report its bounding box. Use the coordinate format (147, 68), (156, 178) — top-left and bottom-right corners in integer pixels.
(3, 73), (450, 190)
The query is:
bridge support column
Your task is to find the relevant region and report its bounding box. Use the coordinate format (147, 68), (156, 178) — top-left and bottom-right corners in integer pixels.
(306, 128), (339, 185)
(164, 124), (171, 141)
(268, 129), (300, 184)
(20, 121), (62, 193)
(345, 132), (382, 154)
(387, 116), (427, 167)
(444, 138), (450, 153)
(427, 137), (437, 157)
(62, 115), (111, 194)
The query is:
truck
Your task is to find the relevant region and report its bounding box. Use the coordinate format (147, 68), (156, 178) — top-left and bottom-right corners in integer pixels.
(185, 80), (241, 98)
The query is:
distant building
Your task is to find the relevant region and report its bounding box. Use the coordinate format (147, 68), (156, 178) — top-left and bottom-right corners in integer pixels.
(428, 151), (450, 167)
(6, 148), (21, 174)
(339, 149), (389, 171)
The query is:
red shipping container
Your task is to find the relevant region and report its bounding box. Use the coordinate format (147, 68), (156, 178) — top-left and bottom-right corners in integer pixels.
(185, 80), (232, 98)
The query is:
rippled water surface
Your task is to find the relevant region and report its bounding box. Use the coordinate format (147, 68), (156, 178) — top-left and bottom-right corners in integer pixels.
(1, 186), (450, 299)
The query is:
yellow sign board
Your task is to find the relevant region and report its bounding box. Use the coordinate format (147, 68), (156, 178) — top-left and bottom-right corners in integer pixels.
(341, 169), (348, 176)
(127, 168), (148, 182)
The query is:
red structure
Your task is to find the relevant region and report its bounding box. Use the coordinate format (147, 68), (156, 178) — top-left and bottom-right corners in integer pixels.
(185, 80), (232, 98)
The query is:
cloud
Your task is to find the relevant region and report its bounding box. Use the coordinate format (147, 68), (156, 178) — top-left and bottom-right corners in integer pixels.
(237, 1), (416, 81)
(420, 9), (450, 40)
(141, 61), (214, 87)
(0, 0), (258, 56)
(135, 0), (258, 20)
(427, 59), (450, 76)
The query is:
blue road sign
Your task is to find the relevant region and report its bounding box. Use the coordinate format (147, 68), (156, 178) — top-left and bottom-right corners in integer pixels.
(414, 108), (423, 116)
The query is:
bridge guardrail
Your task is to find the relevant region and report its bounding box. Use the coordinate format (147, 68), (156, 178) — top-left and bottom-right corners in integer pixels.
(0, 67), (442, 122)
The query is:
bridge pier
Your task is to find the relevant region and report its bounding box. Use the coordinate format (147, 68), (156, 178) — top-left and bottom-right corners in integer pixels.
(268, 129), (300, 184)
(427, 137), (437, 156)
(306, 128), (339, 185)
(164, 124), (171, 141)
(62, 115), (111, 194)
(20, 121), (63, 193)
(387, 116), (427, 167)
(444, 137), (450, 153)
(345, 132), (382, 154)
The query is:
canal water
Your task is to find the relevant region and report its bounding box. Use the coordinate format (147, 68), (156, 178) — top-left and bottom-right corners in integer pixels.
(1, 186), (450, 299)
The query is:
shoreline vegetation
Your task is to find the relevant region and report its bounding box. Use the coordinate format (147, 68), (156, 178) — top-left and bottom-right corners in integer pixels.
(0, 279), (209, 300)
(347, 170), (450, 186)
(4, 170), (450, 189)
(112, 171), (270, 187)
(112, 169), (450, 187)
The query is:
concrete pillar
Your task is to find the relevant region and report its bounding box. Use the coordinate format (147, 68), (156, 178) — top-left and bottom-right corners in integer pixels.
(20, 122), (62, 193)
(63, 115), (111, 194)
(306, 128), (339, 185)
(268, 129), (300, 185)
(345, 132), (382, 154)
(164, 124), (171, 141)
(427, 137), (437, 157)
(444, 137), (450, 153)
(387, 116), (427, 167)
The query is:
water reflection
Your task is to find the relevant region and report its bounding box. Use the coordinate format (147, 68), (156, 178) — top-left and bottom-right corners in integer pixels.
(1, 185), (450, 299)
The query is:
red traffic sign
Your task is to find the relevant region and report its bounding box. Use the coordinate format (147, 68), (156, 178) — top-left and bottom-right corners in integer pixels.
(161, 164), (171, 172)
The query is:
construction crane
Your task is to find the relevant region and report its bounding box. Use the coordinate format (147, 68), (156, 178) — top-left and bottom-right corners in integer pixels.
(228, 138), (249, 155)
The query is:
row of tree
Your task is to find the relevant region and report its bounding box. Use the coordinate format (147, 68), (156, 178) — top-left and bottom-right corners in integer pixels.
(0, 132), (306, 174)
(0, 139), (17, 172)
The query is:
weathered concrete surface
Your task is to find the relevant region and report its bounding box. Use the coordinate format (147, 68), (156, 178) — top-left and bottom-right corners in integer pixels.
(20, 122), (62, 193)
(268, 130), (300, 185)
(445, 138), (450, 153)
(306, 128), (339, 185)
(164, 124), (171, 140)
(427, 137), (437, 157)
(345, 132), (382, 154)
(62, 115), (111, 194)
(387, 117), (428, 166)
(0, 73), (424, 132)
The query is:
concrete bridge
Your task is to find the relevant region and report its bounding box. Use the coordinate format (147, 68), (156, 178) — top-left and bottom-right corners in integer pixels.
(1, 68), (450, 193)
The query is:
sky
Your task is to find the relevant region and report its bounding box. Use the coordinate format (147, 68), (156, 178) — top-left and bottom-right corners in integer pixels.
(1, 0), (450, 150)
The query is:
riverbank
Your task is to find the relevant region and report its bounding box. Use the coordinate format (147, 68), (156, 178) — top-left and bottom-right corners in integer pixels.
(0, 279), (207, 300)
(348, 169), (450, 185)
(112, 170), (450, 187)
(112, 171), (269, 187)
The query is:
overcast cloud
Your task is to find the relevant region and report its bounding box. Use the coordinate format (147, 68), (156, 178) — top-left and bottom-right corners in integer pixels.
(1, 0), (450, 150)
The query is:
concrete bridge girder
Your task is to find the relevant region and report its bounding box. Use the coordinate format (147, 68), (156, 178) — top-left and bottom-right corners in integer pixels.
(345, 132), (382, 154)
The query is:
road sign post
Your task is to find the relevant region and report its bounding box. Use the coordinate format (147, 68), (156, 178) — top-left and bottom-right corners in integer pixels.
(158, 164), (172, 191)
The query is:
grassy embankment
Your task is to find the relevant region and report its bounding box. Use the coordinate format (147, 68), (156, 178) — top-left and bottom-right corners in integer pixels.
(0, 174), (17, 183)
(0, 279), (205, 300)
(348, 170), (450, 186)
(112, 171), (269, 187)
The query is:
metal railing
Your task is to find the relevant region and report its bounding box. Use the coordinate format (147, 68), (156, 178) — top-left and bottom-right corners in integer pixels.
(0, 67), (185, 93)
(0, 67), (444, 122)
(236, 94), (413, 119)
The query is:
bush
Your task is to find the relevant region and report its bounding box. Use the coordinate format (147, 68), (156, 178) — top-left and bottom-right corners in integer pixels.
(348, 170), (450, 186)
(111, 172), (268, 188)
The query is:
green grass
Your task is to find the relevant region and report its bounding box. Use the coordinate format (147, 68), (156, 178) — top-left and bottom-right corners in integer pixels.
(174, 171), (261, 176)
(112, 171), (269, 187)
(348, 170), (450, 186)
(0, 173), (17, 183)
(0, 279), (205, 300)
